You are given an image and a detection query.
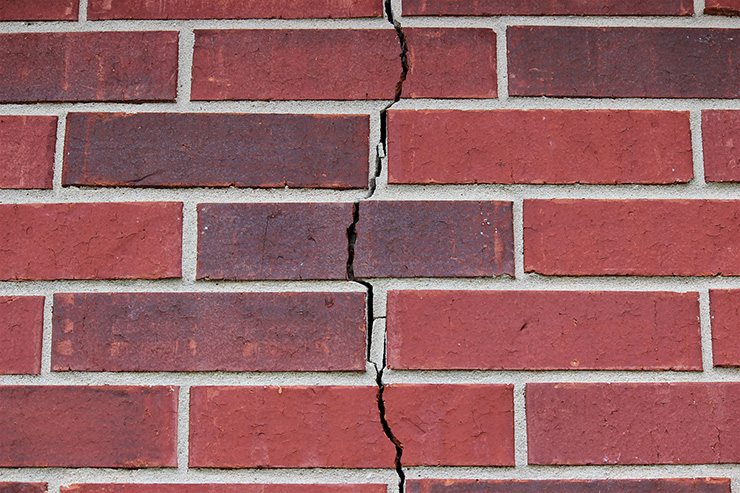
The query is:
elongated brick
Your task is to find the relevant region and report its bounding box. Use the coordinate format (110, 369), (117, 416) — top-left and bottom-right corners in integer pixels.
(191, 30), (400, 101)
(88, 0), (383, 19)
(703, 111), (740, 182)
(527, 382), (740, 464)
(524, 200), (740, 276)
(189, 386), (395, 468)
(63, 486), (386, 493)
(0, 296), (44, 375)
(706, 0), (740, 14)
(0, 386), (177, 467)
(52, 292), (367, 372)
(387, 290), (701, 371)
(508, 27), (740, 98)
(388, 110), (692, 184)
(197, 203), (352, 281)
(406, 479), (730, 492)
(63, 113), (369, 189)
(0, 116), (56, 189)
(0, 202), (182, 281)
(403, 0), (692, 15)
(354, 201), (513, 278)
(0, 32), (177, 103)
(384, 384), (514, 466)
(0, 0), (78, 20)
(710, 290), (740, 366)
(0, 484), (47, 493)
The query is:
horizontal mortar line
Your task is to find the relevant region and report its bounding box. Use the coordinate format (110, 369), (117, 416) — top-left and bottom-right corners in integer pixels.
(399, 15), (740, 28)
(403, 465), (740, 478)
(0, 101), (390, 113)
(390, 98), (740, 110)
(0, 190), (371, 203)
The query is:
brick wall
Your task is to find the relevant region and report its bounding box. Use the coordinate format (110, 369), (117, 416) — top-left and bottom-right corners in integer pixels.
(1, 0), (740, 492)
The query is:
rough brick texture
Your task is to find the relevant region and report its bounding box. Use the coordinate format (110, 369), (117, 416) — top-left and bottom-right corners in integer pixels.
(388, 110), (692, 184)
(63, 113), (369, 189)
(189, 386), (396, 468)
(0, 0), (78, 20)
(403, 0), (693, 16)
(710, 290), (740, 367)
(508, 27), (740, 98)
(63, 486), (386, 493)
(406, 479), (731, 492)
(706, 0), (740, 14)
(52, 292), (367, 372)
(0, 203), (182, 280)
(0, 296), (44, 375)
(0, 32), (178, 103)
(0, 484), (47, 493)
(387, 290), (701, 371)
(0, 386), (177, 467)
(0, 115), (56, 189)
(703, 111), (740, 182)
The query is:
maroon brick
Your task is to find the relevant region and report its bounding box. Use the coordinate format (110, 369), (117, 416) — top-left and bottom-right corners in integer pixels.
(197, 203), (352, 281)
(703, 111), (740, 182)
(710, 290), (740, 366)
(191, 30), (400, 101)
(0, 116), (56, 189)
(0, 386), (177, 467)
(0, 0), (78, 20)
(384, 384), (514, 466)
(63, 486), (386, 493)
(0, 484), (47, 493)
(189, 386), (395, 468)
(353, 201), (513, 278)
(0, 296), (44, 375)
(88, 0), (382, 19)
(524, 200), (740, 276)
(387, 290), (701, 371)
(508, 27), (740, 98)
(406, 479), (731, 493)
(0, 202), (182, 281)
(63, 113), (369, 189)
(401, 29), (497, 99)
(528, 382), (740, 464)
(403, 0), (692, 15)
(706, 0), (740, 14)
(0, 32), (177, 103)
(52, 292), (367, 372)
(388, 110), (692, 184)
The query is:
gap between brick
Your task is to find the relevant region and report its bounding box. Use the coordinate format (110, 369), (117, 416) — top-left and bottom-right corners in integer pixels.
(345, 1), (408, 491)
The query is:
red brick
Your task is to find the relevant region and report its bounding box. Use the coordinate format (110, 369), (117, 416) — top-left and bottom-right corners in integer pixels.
(191, 30), (400, 101)
(527, 382), (740, 465)
(387, 290), (701, 371)
(384, 384), (514, 466)
(406, 479), (731, 493)
(0, 296), (44, 375)
(0, 202), (182, 281)
(88, 0), (382, 19)
(0, 0), (78, 20)
(0, 386), (177, 467)
(706, 0), (740, 14)
(63, 113), (369, 189)
(403, 0), (692, 15)
(354, 201), (513, 278)
(0, 116), (56, 189)
(0, 32), (177, 103)
(703, 111), (740, 182)
(189, 386), (395, 468)
(524, 200), (740, 276)
(508, 27), (740, 98)
(197, 203), (352, 281)
(401, 29), (497, 99)
(52, 292), (367, 372)
(0, 483), (47, 493)
(710, 290), (740, 366)
(388, 110), (692, 185)
(63, 486), (386, 493)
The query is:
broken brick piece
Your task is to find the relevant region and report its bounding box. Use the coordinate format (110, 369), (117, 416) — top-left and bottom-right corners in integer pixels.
(710, 290), (740, 367)
(0, 296), (44, 375)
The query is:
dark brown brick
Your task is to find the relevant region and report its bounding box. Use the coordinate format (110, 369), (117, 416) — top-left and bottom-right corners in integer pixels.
(0, 32), (178, 103)
(63, 113), (369, 189)
(403, 0), (692, 15)
(406, 479), (731, 493)
(197, 203), (353, 281)
(0, 0), (78, 20)
(703, 111), (740, 182)
(52, 292), (367, 372)
(706, 0), (740, 15)
(508, 27), (740, 98)
(0, 115), (56, 189)
(0, 296), (44, 375)
(353, 201), (514, 278)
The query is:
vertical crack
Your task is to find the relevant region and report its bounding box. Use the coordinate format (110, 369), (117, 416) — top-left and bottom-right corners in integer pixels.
(374, 361), (405, 493)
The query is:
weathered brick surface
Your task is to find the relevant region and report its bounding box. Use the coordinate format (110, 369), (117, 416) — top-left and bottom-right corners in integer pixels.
(0, 32), (178, 103)
(0, 386), (177, 467)
(388, 110), (692, 184)
(703, 111), (740, 182)
(0, 116), (56, 189)
(710, 290), (740, 367)
(0, 296), (44, 375)
(524, 200), (740, 276)
(508, 27), (740, 98)
(706, 0), (740, 14)
(384, 384), (515, 466)
(0, 0), (78, 20)
(52, 292), (367, 372)
(403, 0), (693, 16)
(87, 0), (383, 19)
(0, 483), (47, 493)
(189, 386), (396, 468)
(528, 383), (740, 464)
(63, 486), (386, 493)
(387, 290), (701, 371)
(64, 113), (369, 189)
(406, 479), (731, 492)
(0, 203), (182, 280)
(354, 201), (514, 278)
(197, 203), (352, 280)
